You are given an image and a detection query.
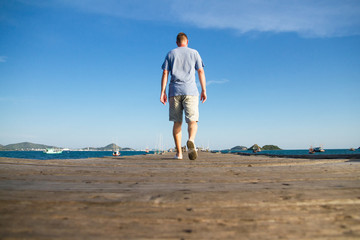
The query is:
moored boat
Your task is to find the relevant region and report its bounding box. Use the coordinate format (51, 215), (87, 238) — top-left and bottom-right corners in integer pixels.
(253, 148), (261, 153)
(309, 146), (315, 154)
(313, 147), (325, 152)
(113, 150), (121, 156)
(44, 148), (63, 154)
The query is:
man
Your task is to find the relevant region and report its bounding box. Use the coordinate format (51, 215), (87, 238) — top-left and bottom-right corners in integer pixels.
(160, 32), (207, 160)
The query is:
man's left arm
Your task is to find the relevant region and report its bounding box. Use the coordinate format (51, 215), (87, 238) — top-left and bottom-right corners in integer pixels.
(198, 68), (207, 103)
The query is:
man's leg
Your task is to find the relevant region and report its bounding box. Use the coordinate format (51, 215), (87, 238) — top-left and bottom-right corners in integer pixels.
(169, 96), (183, 159)
(183, 96), (199, 160)
(187, 121), (198, 142)
(187, 121), (198, 160)
(173, 122), (183, 158)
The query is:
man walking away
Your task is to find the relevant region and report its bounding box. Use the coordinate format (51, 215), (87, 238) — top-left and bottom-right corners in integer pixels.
(160, 32), (207, 160)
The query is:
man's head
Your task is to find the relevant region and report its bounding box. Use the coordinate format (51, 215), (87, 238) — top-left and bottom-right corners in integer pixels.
(176, 32), (188, 47)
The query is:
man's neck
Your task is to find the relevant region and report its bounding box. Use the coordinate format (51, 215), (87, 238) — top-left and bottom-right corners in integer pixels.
(177, 41), (188, 47)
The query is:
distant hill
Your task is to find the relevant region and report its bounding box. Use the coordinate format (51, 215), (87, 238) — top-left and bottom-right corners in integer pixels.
(122, 148), (134, 151)
(2, 142), (56, 151)
(82, 144), (134, 151)
(0, 142), (134, 151)
(262, 145), (282, 150)
(231, 146), (248, 151)
(248, 144), (262, 151)
(92, 143), (122, 151)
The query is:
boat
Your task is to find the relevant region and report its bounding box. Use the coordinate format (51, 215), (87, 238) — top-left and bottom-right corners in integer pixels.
(309, 146), (315, 154)
(349, 148), (355, 151)
(109, 141), (121, 156)
(112, 144), (121, 156)
(113, 150), (121, 156)
(253, 148), (261, 153)
(43, 148), (63, 154)
(113, 144), (121, 156)
(313, 147), (325, 152)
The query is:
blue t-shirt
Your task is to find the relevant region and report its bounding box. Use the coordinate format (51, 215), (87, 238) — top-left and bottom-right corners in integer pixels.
(162, 47), (204, 97)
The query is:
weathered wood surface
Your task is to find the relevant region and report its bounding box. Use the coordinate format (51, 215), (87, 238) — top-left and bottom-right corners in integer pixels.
(0, 152), (359, 239)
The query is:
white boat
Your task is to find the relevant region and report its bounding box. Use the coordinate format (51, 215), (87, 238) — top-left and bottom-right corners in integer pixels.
(313, 147), (325, 152)
(112, 144), (121, 156)
(44, 148), (63, 154)
(113, 150), (121, 156)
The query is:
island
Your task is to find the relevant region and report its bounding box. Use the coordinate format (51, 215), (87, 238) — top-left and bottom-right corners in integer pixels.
(262, 145), (282, 150)
(230, 146), (248, 151)
(0, 142), (133, 151)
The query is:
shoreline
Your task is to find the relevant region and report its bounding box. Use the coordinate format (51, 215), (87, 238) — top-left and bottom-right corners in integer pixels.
(1, 152), (359, 239)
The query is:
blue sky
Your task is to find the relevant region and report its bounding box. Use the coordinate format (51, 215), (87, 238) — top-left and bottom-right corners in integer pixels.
(1, 0), (360, 150)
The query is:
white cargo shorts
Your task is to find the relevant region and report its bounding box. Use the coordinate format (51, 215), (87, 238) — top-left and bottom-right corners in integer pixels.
(169, 95), (199, 123)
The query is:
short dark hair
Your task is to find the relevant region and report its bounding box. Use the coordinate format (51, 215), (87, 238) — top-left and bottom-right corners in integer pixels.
(176, 32), (188, 44)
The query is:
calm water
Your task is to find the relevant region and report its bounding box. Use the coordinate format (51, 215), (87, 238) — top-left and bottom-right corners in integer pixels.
(0, 151), (153, 160)
(221, 148), (360, 155)
(0, 149), (359, 160)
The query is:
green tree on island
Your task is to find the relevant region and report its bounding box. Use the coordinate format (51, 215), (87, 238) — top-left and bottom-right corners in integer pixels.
(262, 145), (282, 150)
(230, 146), (248, 151)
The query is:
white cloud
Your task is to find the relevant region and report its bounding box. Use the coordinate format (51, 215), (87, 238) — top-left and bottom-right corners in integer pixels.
(0, 56), (7, 62)
(29, 0), (360, 37)
(175, 0), (360, 37)
(207, 79), (230, 86)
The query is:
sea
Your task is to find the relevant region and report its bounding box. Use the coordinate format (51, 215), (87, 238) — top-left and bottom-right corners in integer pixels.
(0, 149), (359, 160)
(0, 151), (153, 160)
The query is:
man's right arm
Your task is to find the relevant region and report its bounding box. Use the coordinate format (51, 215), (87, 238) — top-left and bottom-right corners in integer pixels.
(160, 70), (169, 105)
(198, 68), (207, 103)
